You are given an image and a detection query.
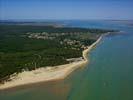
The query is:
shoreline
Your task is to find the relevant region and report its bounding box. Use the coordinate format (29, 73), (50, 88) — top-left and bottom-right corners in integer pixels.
(0, 36), (102, 90)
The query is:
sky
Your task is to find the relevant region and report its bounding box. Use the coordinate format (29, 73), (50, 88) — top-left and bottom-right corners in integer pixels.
(0, 0), (133, 20)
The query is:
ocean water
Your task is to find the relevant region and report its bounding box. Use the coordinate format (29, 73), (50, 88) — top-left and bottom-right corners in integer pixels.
(0, 20), (133, 100)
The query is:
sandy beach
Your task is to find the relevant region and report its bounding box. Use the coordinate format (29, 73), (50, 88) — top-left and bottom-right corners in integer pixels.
(0, 36), (102, 90)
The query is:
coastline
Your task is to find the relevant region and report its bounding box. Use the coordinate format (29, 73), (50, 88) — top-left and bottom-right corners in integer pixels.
(0, 36), (102, 90)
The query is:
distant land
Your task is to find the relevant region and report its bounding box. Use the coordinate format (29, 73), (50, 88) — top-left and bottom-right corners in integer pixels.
(0, 20), (64, 27)
(0, 21), (116, 89)
(109, 20), (133, 27)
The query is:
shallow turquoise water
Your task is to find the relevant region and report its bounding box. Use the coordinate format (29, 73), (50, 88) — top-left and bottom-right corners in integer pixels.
(0, 20), (133, 100)
(68, 34), (133, 100)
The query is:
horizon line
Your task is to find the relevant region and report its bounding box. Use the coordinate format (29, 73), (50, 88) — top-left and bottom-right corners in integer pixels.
(0, 19), (133, 21)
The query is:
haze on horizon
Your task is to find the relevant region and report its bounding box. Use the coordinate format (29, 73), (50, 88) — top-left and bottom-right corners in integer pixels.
(0, 0), (133, 20)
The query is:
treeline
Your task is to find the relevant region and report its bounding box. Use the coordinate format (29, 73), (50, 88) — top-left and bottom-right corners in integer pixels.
(0, 25), (114, 82)
(0, 25), (114, 35)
